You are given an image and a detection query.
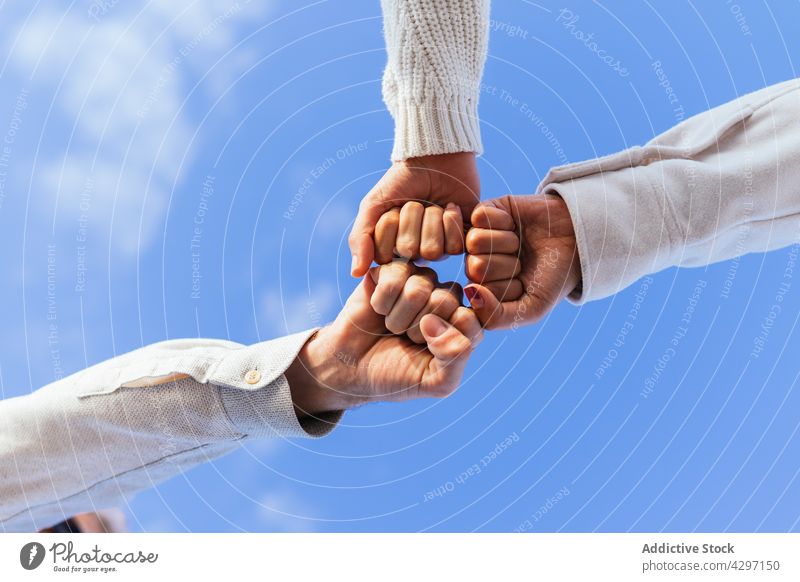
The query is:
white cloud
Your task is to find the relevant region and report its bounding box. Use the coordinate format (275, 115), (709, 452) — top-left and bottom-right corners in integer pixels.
(5, 1), (271, 254)
(261, 282), (340, 336)
(258, 490), (318, 532)
(315, 202), (355, 240)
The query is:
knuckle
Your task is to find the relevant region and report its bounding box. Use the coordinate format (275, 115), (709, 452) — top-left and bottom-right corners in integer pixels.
(447, 240), (465, 255)
(384, 316), (405, 335)
(374, 252), (393, 265)
(406, 328), (425, 345)
(404, 201), (424, 214)
(406, 277), (433, 303)
(466, 255), (488, 278)
(383, 216), (399, 231)
(425, 207), (444, 222)
(469, 203), (487, 224)
(465, 229), (483, 252)
(450, 306), (471, 326)
(433, 290), (458, 312)
(376, 282), (400, 306)
(382, 277), (402, 297)
(420, 243), (443, 260)
(396, 237), (418, 255)
(370, 294), (388, 316)
(456, 335), (472, 354)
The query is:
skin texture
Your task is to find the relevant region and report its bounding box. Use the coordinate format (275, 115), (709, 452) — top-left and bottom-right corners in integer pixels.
(464, 194), (581, 330)
(285, 263), (482, 415)
(349, 152), (479, 275)
(374, 201), (465, 263)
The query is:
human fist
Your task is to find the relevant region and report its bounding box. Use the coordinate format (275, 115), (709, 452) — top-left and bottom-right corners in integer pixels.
(287, 261), (482, 413)
(368, 259), (464, 344)
(463, 194), (581, 329)
(349, 152), (480, 275)
(373, 201), (465, 264)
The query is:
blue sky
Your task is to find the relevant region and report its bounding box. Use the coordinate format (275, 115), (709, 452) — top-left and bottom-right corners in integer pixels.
(1, 0), (799, 532)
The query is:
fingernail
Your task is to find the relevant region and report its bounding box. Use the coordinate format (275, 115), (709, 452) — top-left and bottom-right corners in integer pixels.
(425, 315), (449, 337)
(465, 286), (484, 308)
(446, 202), (462, 216)
(351, 255), (359, 275)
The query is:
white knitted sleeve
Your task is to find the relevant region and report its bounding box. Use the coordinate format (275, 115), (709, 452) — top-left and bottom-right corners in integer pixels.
(382, 0), (490, 160)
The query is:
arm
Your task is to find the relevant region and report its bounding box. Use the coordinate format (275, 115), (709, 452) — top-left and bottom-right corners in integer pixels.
(348, 0), (490, 276)
(1, 266), (480, 532)
(541, 78), (800, 303)
(382, 0), (489, 160)
(0, 332), (339, 532)
(464, 78), (800, 327)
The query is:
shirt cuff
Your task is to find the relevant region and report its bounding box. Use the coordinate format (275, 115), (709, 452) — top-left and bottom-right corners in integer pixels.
(390, 93), (482, 161)
(537, 148), (680, 304)
(213, 328), (343, 439)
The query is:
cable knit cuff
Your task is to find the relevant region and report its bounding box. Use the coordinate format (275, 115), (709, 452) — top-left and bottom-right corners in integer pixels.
(390, 93), (483, 161)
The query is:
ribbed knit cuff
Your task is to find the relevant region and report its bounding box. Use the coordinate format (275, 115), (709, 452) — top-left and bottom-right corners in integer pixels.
(391, 93), (482, 161)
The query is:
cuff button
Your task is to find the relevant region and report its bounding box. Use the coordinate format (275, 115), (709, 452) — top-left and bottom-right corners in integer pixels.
(244, 369), (261, 385)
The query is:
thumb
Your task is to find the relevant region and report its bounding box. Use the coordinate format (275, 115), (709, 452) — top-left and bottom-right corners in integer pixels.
(349, 231), (375, 278)
(464, 283), (518, 330)
(338, 270), (386, 334)
(418, 314), (473, 397)
(349, 199), (389, 277)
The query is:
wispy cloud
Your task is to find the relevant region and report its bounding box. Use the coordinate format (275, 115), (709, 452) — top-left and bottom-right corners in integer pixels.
(258, 490), (318, 532)
(4, 1), (269, 253)
(260, 282), (339, 336)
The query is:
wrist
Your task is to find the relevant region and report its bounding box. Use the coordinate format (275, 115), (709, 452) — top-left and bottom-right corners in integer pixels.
(400, 151), (475, 172)
(545, 193), (582, 297)
(285, 328), (358, 417)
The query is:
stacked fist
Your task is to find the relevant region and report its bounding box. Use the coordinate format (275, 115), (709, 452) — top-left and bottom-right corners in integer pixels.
(289, 153), (580, 416)
(371, 199), (524, 320)
(348, 153), (580, 331)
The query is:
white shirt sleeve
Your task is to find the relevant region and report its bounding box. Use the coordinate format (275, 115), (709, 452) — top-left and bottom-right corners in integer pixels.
(0, 329), (341, 532)
(538, 78), (800, 303)
(381, 0), (490, 160)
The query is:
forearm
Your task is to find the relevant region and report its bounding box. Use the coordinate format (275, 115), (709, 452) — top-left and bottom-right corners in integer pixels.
(539, 78), (800, 302)
(382, 0), (490, 160)
(0, 331), (341, 532)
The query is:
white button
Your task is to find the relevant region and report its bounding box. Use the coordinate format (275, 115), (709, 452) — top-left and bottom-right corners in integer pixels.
(244, 369), (261, 385)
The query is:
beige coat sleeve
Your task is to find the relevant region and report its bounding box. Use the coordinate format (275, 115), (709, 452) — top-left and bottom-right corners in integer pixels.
(539, 79), (800, 303)
(0, 330), (340, 532)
